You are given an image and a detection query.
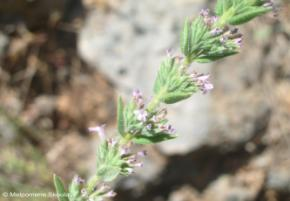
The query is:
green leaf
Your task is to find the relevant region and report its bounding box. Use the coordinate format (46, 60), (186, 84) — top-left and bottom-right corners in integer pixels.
(223, 0), (234, 12)
(68, 182), (82, 201)
(161, 92), (193, 104)
(53, 174), (69, 201)
(154, 58), (197, 104)
(215, 0), (225, 16)
(96, 165), (121, 182)
(96, 141), (122, 182)
(117, 96), (126, 136)
(195, 51), (238, 63)
(133, 132), (176, 144)
(228, 7), (271, 25)
(180, 18), (192, 57)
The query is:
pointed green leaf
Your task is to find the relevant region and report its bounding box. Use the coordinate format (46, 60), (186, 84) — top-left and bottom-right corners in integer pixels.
(195, 51), (238, 63)
(68, 182), (81, 200)
(117, 96), (126, 136)
(215, 0), (225, 16)
(96, 165), (121, 182)
(161, 92), (194, 104)
(180, 18), (192, 57)
(228, 7), (271, 25)
(133, 132), (176, 144)
(53, 174), (69, 201)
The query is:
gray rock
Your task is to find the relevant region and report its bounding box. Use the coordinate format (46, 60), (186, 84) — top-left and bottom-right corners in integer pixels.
(267, 167), (290, 192)
(204, 169), (265, 201)
(208, 87), (271, 150)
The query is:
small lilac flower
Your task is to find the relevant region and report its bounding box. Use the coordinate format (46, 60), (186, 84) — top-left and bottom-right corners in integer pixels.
(108, 138), (118, 147)
(191, 73), (214, 94)
(73, 175), (85, 185)
(125, 167), (134, 174)
(133, 162), (143, 167)
(132, 89), (145, 108)
(134, 109), (148, 122)
(127, 157), (137, 164)
(120, 146), (130, 156)
(160, 124), (176, 134)
(263, 0), (274, 8)
(103, 190), (117, 198)
(146, 124), (152, 130)
(210, 28), (223, 36)
(166, 48), (174, 58)
(132, 89), (142, 99)
(137, 150), (147, 157)
(199, 9), (209, 17)
(88, 124), (106, 140)
(234, 37), (243, 47)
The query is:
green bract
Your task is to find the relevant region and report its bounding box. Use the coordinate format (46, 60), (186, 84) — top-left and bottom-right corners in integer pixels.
(53, 174), (69, 201)
(68, 178), (85, 201)
(95, 141), (122, 182)
(132, 130), (176, 144)
(216, 0), (271, 25)
(180, 17), (210, 61)
(154, 58), (197, 104)
(180, 14), (242, 63)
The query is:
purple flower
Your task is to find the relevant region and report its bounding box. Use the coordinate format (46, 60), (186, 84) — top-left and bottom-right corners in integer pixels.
(133, 162), (143, 167)
(191, 73), (214, 94)
(199, 9), (209, 17)
(120, 146), (130, 156)
(132, 89), (145, 108)
(88, 124), (106, 140)
(160, 124), (176, 134)
(234, 37), (243, 47)
(73, 175), (85, 185)
(132, 89), (142, 99)
(137, 150), (147, 157)
(108, 138), (118, 147)
(210, 28), (223, 36)
(103, 190), (117, 198)
(134, 109), (148, 122)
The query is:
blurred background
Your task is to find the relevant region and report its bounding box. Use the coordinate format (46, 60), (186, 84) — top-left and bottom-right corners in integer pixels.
(0, 0), (289, 201)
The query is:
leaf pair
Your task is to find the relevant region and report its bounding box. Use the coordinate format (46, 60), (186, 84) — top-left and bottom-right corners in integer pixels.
(154, 58), (197, 104)
(215, 0), (272, 25)
(180, 17), (210, 61)
(95, 141), (123, 182)
(54, 175), (86, 201)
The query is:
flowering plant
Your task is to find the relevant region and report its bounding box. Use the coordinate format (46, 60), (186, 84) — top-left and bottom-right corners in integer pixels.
(53, 0), (275, 200)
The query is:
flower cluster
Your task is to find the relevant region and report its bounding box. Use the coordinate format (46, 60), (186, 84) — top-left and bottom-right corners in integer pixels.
(132, 89), (176, 135)
(89, 125), (146, 176)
